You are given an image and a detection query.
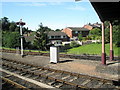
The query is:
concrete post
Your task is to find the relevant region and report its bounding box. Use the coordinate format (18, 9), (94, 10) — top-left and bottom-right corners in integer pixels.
(110, 22), (114, 61)
(101, 22), (106, 65)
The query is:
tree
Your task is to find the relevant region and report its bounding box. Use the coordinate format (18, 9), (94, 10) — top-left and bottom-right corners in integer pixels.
(90, 28), (101, 36)
(105, 27), (110, 43)
(9, 21), (17, 32)
(78, 34), (83, 41)
(33, 23), (49, 50)
(89, 28), (101, 40)
(86, 35), (92, 40)
(104, 21), (120, 44)
(1, 17), (10, 31)
(55, 29), (61, 31)
(15, 27), (20, 32)
(2, 31), (29, 48)
(70, 41), (79, 48)
(113, 24), (120, 47)
(2, 32), (20, 48)
(0, 17), (30, 32)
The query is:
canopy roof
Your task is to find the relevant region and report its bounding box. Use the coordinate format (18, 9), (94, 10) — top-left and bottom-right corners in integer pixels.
(89, 2), (120, 22)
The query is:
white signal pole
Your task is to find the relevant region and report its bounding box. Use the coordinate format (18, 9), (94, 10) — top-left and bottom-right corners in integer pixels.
(16, 19), (25, 57)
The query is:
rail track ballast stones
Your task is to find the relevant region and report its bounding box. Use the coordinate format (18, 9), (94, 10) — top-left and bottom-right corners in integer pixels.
(1, 58), (120, 89)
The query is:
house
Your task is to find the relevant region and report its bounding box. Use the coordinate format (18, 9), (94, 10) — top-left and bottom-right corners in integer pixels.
(83, 22), (101, 30)
(24, 35), (35, 45)
(48, 31), (69, 45)
(24, 31), (69, 46)
(23, 30), (34, 37)
(62, 27), (90, 40)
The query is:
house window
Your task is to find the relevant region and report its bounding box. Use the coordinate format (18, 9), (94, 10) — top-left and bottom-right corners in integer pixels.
(61, 36), (63, 38)
(51, 36), (54, 38)
(72, 31), (75, 33)
(75, 31), (78, 33)
(63, 36), (66, 38)
(55, 36), (61, 38)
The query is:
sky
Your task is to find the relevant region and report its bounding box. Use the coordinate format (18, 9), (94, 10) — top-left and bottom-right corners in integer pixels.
(1, 0), (101, 31)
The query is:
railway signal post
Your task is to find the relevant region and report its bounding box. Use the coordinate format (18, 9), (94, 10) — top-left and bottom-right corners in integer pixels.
(16, 19), (25, 57)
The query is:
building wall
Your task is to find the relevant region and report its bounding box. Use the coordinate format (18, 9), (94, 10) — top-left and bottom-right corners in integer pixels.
(82, 31), (89, 37)
(72, 31), (82, 37)
(49, 38), (69, 42)
(62, 27), (90, 38)
(62, 28), (72, 38)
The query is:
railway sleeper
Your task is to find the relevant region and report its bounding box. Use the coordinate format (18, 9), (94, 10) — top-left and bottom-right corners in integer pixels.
(53, 82), (63, 88)
(85, 79), (103, 88)
(2, 77), (29, 89)
(2, 58), (119, 89)
(40, 70), (53, 76)
(64, 76), (78, 82)
(1, 70), (56, 89)
(29, 74), (40, 80)
(59, 83), (78, 89)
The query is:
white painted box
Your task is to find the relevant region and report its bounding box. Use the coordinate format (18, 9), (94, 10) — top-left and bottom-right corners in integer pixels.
(50, 46), (59, 63)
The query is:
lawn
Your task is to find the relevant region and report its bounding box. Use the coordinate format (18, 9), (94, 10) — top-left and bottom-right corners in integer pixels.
(1, 44), (119, 56)
(67, 43), (119, 56)
(1, 47), (49, 53)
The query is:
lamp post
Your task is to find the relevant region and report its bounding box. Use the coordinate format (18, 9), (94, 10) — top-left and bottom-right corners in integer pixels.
(16, 19), (25, 57)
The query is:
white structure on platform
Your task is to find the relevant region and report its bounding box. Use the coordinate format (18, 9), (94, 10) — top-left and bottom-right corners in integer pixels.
(50, 46), (59, 63)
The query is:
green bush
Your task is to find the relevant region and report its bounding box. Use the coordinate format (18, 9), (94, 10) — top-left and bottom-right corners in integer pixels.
(64, 44), (71, 49)
(70, 41), (80, 48)
(2, 32), (20, 48)
(113, 24), (120, 47)
(78, 34), (83, 41)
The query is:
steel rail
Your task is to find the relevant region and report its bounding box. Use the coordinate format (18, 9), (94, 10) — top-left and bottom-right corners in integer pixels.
(2, 58), (119, 89)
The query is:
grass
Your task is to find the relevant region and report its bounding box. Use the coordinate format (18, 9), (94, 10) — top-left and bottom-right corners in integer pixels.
(1, 47), (49, 53)
(23, 49), (49, 53)
(28, 50), (49, 53)
(2, 47), (16, 50)
(1, 43), (119, 56)
(67, 43), (119, 57)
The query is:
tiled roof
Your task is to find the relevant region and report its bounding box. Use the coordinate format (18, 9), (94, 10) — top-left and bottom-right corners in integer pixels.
(67, 27), (90, 31)
(88, 23), (101, 28)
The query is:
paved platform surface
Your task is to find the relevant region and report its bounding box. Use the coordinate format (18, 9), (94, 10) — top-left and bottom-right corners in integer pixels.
(1, 52), (119, 81)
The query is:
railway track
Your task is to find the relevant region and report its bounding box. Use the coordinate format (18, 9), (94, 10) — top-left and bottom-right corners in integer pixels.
(1, 77), (29, 90)
(1, 58), (120, 89)
(1, 49), (119, 61)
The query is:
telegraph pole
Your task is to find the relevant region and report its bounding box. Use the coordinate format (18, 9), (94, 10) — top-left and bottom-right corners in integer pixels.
(16, 19), (25, 57)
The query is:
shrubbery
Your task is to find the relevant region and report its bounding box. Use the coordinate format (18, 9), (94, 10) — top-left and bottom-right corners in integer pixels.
(70, 41), (80, 48)
(2, 32), (20, 48)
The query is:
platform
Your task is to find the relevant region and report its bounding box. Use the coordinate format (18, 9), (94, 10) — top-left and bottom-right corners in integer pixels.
(1, 52), (119, 81)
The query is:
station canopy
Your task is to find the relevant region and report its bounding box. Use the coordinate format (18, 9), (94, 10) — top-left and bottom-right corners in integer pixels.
(89, 1), (120, 22)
